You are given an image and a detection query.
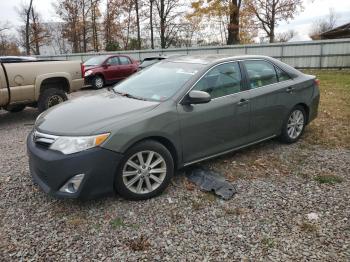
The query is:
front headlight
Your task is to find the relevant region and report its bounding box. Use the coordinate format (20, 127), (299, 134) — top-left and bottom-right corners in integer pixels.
(84, 70), (93, 77)
(50, 133), (110, 155)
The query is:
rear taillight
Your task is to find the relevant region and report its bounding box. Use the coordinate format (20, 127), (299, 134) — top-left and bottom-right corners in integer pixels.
(81, 63), (85, 78)
(314, 79), (320, 86)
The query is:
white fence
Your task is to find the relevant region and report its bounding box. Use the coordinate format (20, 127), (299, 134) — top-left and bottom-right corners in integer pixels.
(37, 38), (350, 69)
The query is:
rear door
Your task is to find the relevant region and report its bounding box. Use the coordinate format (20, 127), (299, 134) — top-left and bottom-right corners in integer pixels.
(118, 56), (134, 78)
(242, 59), (295, 140)
(104, 56), (120, 81)
(177, 61), (251, 164)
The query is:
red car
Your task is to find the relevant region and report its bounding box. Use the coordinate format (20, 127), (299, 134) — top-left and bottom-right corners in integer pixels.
(83, 55), (139, 89)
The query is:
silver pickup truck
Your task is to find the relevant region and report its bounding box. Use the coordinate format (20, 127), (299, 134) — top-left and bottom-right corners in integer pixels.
(0, 59), (84, 112)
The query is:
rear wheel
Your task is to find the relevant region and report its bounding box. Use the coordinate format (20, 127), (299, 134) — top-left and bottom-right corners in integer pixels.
(4, 104), (26, 113)
(38, 88), (68, 112)
(280, 105), (306, 143)
(115, 140), (174, 200)
(92, 75), (104, 89)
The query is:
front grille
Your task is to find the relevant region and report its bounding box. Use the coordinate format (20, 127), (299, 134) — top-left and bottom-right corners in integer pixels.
(33, 131), (58, 148)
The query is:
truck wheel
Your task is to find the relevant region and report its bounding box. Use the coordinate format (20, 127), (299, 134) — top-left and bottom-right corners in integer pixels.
(92, 75), (104, 89)
(38, 88), (67, 112)
(4, 104), (26, 113)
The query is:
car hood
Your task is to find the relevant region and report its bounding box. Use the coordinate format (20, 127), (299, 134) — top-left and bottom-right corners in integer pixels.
(36, 91), (160, 136)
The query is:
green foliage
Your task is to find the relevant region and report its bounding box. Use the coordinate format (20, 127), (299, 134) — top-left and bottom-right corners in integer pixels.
(314, 174), (343, 184)
(105, 42), (120, 51)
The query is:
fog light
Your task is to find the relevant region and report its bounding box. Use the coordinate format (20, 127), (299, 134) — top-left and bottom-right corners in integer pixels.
(59, 174), (85, 194)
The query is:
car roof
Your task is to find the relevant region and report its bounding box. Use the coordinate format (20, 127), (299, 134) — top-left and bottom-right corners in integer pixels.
(167, 54), (275, 65)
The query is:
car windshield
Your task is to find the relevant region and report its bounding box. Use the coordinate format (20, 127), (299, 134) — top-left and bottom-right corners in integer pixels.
(113, 61), (203, 101)
(84, 56), (108, 66)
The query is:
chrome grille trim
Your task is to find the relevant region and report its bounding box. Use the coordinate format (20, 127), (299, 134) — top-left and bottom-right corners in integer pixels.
(33, 131), (59, 146)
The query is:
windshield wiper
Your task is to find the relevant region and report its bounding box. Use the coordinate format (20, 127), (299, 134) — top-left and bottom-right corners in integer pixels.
(112, 89), (147, 101)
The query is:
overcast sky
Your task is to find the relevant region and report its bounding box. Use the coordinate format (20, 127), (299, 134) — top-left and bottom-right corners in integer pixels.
(1, 0), (350, 37)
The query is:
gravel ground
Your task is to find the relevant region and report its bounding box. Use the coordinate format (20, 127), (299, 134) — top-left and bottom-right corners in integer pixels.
(0, 88), (349, 261)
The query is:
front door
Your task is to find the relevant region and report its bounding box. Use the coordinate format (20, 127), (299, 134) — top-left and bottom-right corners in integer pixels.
(177, 61), (251, 164)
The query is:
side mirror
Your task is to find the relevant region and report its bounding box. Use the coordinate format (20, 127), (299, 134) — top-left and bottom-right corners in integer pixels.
(103, 63), (110, 68)
(183, 90), (211, 105)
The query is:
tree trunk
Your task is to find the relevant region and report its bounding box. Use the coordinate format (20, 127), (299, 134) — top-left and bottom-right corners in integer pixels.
(25, 0), (34, 55)
(150, 0), (154, 49)
(82, 0), (87, 52)
(31, 8), (40, 55)
(160, 0), (165, 48)
(227, 0), (240, 45)
(135, 0), (141, 49)
(91, 0), (98, 51)
(269, 1), (276, 43)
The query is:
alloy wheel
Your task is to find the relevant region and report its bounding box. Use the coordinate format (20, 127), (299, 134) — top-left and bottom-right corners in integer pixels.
(122, 151), (167, 194)
(94, 77), (104, 88)
(287, 109), (304, 139)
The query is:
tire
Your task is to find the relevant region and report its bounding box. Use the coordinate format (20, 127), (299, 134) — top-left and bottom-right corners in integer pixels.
(92, 75), (104, 89)
(38, 88), (68, 112)
(280, 105), (306, 143)
(4, 104), (26, 113)
(115, 140), (174, 200)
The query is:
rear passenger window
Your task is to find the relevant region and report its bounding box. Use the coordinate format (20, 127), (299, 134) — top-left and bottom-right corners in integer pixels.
(193, 62), (242, 99)
(119, 57), (131, 65)
(244, 60), (277, 89)
(275, 66), (291, 82)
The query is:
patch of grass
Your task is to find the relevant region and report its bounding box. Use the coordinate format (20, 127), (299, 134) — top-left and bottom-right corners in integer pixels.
(201, 192), (217, 202)
(224, 207), (249, 216)
(314, 174), (343, 184)
(261, 237), (275, 249)
(110, 217), (125, 228)
(127, 235), (150, 251)
(110, 217), (139, 229)
(66, 217), (87, 227)
(302, 70), (350, 149)
(300, 222), (318, 233)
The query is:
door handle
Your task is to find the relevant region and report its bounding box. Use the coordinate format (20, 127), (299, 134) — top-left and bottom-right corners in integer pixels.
(238, 98), (249, 106)
(286, 87), (294, 93)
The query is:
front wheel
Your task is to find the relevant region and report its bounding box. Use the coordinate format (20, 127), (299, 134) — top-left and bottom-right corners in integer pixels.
(38, 88), (68, 112)
(280, 105), (306, 143)
(114, 140), (174, 200)
(92, 75), (104, 89)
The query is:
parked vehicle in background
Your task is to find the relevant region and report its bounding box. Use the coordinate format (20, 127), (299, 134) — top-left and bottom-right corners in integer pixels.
(138, 56), (168, 70)
(83, 55), (139, 89)
(0, 56), (37, 62)
(138, 55), (185, 70)
(0, 60), (84, 112)
(27, 55), (320, 201)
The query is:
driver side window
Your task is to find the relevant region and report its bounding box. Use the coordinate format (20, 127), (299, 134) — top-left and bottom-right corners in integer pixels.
(193, 62), (242, 99)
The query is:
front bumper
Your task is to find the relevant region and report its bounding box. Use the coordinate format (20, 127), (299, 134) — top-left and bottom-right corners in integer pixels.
(27, 132), (123, 200)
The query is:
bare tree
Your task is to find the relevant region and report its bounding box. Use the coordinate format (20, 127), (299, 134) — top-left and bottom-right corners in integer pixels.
(149, 0), (154, 49)
(309, 8), (339, 39)
(0, 22), (20, 55)
(154, 0), (182, 48)
(247, 0), (303, 43)
(135, 0), (141, 49)
(276, 29), (297, 42)
(25, 0), (34, 54)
